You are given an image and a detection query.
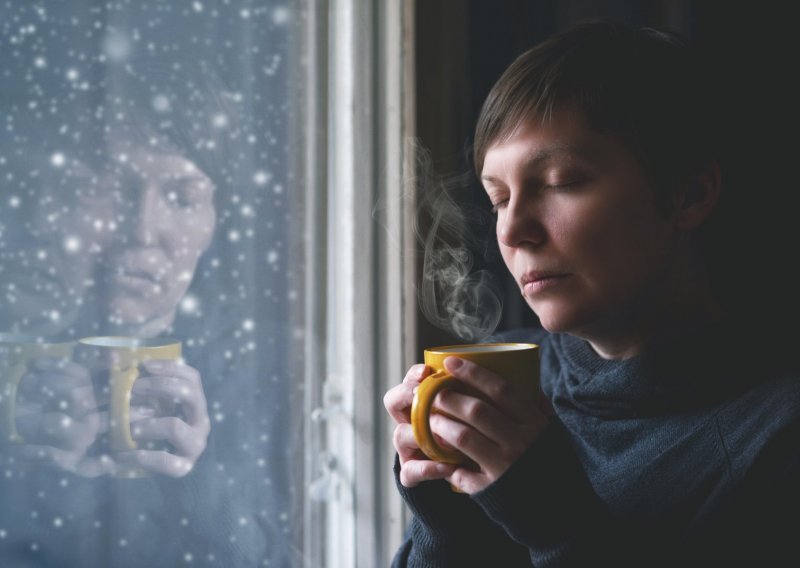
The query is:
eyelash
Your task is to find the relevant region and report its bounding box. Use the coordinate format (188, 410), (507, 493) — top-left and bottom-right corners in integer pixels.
(488, 181), (580, 214)
(489, 200), (507, 215)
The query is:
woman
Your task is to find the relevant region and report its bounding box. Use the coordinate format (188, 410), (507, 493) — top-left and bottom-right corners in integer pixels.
(385, 19), (800, 567)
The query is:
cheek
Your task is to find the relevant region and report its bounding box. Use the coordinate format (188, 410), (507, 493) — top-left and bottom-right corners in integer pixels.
(576, 201), (673, 284)
(172, 211), (215, 259)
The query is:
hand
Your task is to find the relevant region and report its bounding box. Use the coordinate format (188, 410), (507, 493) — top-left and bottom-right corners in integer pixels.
(427, 356), (548, 494)
(384, 363), (457, 488)
(7, 356), (113, 477)
(112, 359), (210, 478)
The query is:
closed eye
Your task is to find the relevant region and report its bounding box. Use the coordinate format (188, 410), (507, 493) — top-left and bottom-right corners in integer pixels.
(547, 180), (582, 190)
(489, 199), (508, 215)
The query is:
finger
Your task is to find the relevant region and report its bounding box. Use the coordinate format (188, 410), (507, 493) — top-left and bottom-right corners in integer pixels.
(6, 444), (116, 477)
(402, 364), (430, 385)
(446, 467), (489, 495)
(131, 376), (208, 427)
(431, 414), (528, 479)
(398, 458), (456, 488)
(433, 388), (521, 447)
(6, 444), (73, 471)
(29, 357), (87, 378)
(130, 416), (208, 459)
(384, 364), (430, 424)
(16, 382), (100, 417)
(15, 411), (100, 452)
(114, 449), (195, 478)
(430, 412), (499, 470)
(383, 383), (415, 424)
(392, 423), (427, 463)
(18, 363), (92, 398)
(140, 360), (201, 385)
(443, 357), (537, 421)
(129, 405), (161, 421)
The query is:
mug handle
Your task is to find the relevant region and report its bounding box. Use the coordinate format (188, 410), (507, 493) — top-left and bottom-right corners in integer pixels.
(411, 369), (467, 464)
(109, 364), (139, 452)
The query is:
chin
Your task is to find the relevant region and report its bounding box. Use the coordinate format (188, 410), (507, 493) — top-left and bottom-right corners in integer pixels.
(528, 301), (584, 334)
(108, 297), (172, 329)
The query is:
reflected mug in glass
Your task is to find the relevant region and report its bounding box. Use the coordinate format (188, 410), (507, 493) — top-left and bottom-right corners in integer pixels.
(0, 334), (75, 444)
(76, 336), (182, 453)
(411, 342), (540, 464)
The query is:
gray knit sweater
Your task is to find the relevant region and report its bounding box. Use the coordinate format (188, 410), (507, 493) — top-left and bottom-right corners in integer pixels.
(393, 320), (800, 567)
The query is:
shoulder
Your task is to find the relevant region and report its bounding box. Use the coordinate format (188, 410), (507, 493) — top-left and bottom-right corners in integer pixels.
(715, 373), (800, 479)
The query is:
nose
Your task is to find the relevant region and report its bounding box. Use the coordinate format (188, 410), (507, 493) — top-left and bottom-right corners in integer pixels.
(131, 186), (159, 246)
(496, 196), (547, 249)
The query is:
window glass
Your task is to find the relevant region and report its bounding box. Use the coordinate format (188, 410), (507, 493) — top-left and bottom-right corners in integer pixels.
(0, 2), (309, 566)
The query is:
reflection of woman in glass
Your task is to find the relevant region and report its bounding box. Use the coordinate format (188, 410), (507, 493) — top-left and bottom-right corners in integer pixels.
(0, 55), (298, 567)
(0, 111), (217, 479)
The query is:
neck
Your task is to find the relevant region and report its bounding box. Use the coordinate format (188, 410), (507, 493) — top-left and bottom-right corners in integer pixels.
(583, 256), (724, 360)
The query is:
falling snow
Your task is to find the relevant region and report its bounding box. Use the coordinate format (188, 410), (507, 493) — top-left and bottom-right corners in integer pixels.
(0, 1), (305, 566)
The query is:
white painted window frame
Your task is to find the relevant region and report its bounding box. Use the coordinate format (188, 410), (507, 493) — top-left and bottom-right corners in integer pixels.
(302, 1), (416, 567)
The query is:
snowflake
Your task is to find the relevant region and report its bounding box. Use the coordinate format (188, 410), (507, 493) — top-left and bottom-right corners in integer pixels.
(273, 6), (291, 25)
(152, 94), (170, 112)
(212, 113), (228, 128)
(63, 236), (81, 253)
(180, 294), (199, 314)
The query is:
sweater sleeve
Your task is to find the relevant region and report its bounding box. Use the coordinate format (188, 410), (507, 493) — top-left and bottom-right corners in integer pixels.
(390, 454), (530, 568)
(391, 423), (632, 568)
(471, 421), (633, 567)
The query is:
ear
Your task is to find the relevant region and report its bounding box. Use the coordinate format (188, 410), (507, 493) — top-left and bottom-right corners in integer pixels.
(675, 160), (721, 231)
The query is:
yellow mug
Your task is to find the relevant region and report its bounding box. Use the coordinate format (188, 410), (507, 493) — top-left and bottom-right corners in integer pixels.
(0, 333), (75, 444)
(412, 342), (539, 464)
(76, 336), (182, 453)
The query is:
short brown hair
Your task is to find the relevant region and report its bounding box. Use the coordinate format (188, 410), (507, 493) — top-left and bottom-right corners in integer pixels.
(473, 19), (719, 211)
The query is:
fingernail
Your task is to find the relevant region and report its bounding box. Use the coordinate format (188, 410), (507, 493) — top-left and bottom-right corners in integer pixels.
(435, 463), (453, 474)
(142, 360), (164, 370)
(444, 357), (463, 370)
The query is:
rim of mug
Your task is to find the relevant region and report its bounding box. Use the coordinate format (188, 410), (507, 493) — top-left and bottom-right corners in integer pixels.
(78, 336), (181, 349)
(425, 342), (538, 354)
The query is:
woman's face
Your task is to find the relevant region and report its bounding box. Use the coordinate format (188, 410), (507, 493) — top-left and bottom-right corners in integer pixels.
(481, 106), (683, 351)
(0, 141), (216, 337)
(98, 140), (216, 332)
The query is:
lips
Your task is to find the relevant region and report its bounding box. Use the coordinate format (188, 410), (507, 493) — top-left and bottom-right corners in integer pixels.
(105, 249), (169, 285)
(105, 258), (167, 296)
(520, 271), (569, 294)
(116, 266), (159, 283)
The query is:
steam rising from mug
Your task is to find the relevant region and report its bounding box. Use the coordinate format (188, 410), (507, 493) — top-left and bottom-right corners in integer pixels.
(412, 141), (503, 342)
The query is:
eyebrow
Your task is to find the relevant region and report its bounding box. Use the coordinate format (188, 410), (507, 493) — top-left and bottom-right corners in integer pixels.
(481, 144), (590, 185)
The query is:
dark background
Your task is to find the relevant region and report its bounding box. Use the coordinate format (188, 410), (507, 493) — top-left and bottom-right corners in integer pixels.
(413, 0), (799, 354)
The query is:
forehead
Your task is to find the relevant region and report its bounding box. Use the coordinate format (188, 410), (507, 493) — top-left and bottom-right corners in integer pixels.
(482, 107), (609, 171)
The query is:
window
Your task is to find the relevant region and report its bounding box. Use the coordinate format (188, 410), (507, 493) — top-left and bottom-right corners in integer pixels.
(0, 1), (410, 567)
